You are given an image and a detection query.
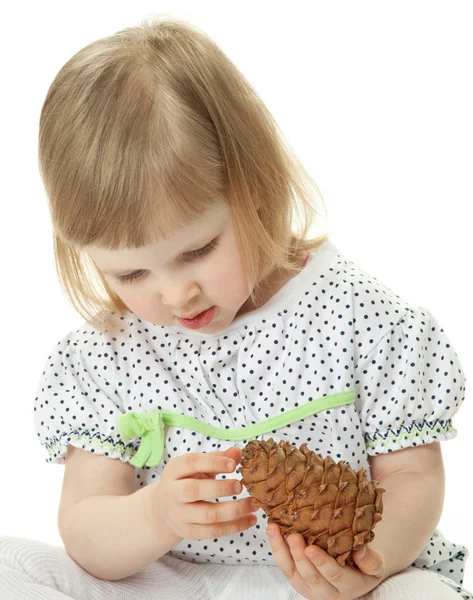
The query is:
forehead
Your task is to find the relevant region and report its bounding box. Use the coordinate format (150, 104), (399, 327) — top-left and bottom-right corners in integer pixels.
(86, 200), (229, 272)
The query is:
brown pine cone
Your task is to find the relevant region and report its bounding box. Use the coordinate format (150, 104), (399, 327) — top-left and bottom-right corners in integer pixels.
(237, 438), (385, 566)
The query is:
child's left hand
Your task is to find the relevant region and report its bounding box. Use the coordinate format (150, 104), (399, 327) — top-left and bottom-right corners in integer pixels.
(267, 524), (387, 600)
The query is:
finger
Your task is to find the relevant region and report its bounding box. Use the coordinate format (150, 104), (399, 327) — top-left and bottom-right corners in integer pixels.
(180, 476), (242, 502)
(219, 446), (242, 465)
(286, 534), (337, 595)
(170, 452), (237, 481)
(186, 513), (258, 541)
(303, 543), (347, 591)
(187, 496), (258, 524)
(353, 546), (386, 579)
(266, 525), (305, 589)
(199, 447), (242, 479)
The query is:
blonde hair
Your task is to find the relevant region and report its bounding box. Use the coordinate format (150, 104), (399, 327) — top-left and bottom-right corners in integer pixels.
(38, 16), (330, 331)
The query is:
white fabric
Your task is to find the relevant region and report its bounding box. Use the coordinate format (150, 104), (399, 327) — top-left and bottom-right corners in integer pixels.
(0, 536), (469, 600)
(32, 238), (470, 595)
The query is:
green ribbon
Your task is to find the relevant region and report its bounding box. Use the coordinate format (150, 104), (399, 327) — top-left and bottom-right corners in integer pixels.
(117, 411), (166, 467)
(117, 388), (356, 468)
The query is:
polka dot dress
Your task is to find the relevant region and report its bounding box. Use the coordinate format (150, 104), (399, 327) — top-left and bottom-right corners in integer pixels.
(34, 238), (471, 598)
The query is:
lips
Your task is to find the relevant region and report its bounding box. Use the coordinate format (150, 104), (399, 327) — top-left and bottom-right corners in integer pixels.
(178, 308), (209, 319)
(177, 306), (216, 329)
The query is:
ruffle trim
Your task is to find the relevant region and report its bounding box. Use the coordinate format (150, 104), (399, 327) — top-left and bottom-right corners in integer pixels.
(43, 430), (138, 465)
(365, 418), (457, 455)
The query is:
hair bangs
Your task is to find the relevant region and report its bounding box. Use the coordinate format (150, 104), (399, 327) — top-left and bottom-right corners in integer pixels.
(49, 60), (224, 251)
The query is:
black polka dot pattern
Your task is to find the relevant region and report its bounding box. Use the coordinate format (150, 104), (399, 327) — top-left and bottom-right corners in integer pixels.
(355, 302), (465, 456)
(33, 240), (470, 595)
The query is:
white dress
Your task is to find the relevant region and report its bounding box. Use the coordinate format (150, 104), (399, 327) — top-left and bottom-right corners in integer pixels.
(33, 238), (471, 598)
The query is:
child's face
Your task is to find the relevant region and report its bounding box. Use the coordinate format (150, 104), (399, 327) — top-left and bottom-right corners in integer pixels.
(86, 199), (255, 333)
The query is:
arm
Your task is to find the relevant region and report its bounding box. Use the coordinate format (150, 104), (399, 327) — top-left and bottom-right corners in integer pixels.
(58, 445), (183, 581)
(60, 481), (182, 581)
(367, 442), (445, 580)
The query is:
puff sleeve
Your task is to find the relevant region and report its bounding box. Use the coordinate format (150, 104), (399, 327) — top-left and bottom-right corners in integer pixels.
(355, 306), (466, 455)
(33, 330), (137, 465)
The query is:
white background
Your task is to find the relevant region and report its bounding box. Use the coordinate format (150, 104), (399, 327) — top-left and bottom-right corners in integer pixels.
(1, 0), (472, 593)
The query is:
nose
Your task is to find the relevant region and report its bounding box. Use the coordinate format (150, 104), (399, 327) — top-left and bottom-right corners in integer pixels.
(160, 278), (201, 310)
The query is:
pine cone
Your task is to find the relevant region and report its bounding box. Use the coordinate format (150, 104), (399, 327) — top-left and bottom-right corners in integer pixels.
(237, 438), (385, 566)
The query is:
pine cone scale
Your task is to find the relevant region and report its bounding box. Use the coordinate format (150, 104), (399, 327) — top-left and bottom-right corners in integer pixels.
(238, 438), (385, 567)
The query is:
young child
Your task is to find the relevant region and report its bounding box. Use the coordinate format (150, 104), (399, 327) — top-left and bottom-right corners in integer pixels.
(0, 16), (470, 600)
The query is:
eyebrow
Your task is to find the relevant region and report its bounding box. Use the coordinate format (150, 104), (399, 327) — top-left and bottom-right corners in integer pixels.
(99, 236), (215, 275)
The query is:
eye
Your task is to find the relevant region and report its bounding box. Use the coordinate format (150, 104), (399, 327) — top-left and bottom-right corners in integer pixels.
(114, 270), (146, 284)
(185, 237), (219, 260)
(113, 237), (219, 285)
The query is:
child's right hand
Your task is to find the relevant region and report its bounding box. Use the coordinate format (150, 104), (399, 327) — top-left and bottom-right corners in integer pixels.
(151, 446), (259, 541)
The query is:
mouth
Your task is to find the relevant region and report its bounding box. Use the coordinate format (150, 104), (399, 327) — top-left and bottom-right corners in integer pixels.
(177, 306), (216, 329)
(177, 308), (210, 319)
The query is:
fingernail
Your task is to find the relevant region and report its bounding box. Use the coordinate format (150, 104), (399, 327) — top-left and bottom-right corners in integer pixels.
(226, 460), (235, 471)
(358, 546), (367, 558)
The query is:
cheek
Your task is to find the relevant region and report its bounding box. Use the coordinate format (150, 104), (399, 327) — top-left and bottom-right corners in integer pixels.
(210, 254), (250, 300)
(110, 285), (156, 315)
(111, 286), (139, 309)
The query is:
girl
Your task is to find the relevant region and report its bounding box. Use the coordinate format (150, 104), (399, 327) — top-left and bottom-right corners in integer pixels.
(0, 16), (470, 600)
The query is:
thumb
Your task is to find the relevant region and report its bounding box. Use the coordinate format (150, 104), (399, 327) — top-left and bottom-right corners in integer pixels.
(353, 546), (386, 578)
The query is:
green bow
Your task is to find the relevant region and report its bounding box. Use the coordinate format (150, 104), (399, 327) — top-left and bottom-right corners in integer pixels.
(117, 411), (165, 467)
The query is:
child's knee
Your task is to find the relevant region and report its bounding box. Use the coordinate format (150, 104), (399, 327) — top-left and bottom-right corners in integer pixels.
(0, 536), (70, 578)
